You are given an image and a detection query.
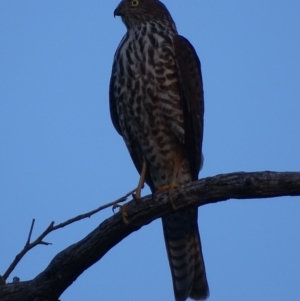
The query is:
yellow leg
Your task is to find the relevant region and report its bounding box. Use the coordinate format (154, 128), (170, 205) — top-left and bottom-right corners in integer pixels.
(112, 161), (147, 225)
(133, 161), (147, 200)
(157, 152), (182, 210)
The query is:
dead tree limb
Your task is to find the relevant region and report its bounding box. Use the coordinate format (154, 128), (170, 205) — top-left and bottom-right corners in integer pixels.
(2, 187), (137, 282)
(0, 171), (299, 301)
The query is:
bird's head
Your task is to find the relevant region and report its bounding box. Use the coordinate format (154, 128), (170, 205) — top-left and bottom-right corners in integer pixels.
(114, 0), (175, 30)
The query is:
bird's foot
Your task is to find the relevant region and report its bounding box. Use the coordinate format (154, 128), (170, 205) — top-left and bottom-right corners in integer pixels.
(156, 183), (180, 210)
(132, 183), (144, 201)
(112, 203), (130, 224)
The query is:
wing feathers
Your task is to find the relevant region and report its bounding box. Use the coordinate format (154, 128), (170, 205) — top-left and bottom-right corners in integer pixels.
(173, 35), (204, 181)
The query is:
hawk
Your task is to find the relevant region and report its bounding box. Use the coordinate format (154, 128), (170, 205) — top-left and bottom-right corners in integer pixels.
(109, 0), (209, 300)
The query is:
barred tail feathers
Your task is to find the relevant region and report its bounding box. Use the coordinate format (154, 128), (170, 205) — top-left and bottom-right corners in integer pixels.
(162, 208), (209, 301)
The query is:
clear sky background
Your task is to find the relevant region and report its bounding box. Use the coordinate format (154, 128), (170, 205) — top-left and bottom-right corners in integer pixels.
(1, 1), (299, 300)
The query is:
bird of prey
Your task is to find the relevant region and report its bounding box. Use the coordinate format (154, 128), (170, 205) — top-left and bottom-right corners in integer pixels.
(109, 0), (209, 300)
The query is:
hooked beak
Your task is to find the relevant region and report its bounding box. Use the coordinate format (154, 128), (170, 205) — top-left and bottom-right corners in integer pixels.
(113, 4), (123, 17)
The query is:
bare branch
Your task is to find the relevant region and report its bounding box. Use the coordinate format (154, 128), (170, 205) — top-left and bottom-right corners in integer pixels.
(1, 171), (299, 301)
(25, 219), (35, 246)
(50, 186), (137, 231)
(2, 187), (136, 281)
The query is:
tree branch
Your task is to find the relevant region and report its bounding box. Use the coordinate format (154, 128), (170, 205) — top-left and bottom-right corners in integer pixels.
(1, 171), (299, 301)
(2, 188), (137, 282)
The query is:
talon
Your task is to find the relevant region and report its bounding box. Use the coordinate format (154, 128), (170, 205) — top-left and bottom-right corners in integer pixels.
(169, 183), (180, 210)
(156, 184), (179, 210)
(112, 159), (146, 224)
(156, 185), (170, 192)
(113, 203), (130, 224)
(132, 192), (141, 201)
(112, 203), (119, 213)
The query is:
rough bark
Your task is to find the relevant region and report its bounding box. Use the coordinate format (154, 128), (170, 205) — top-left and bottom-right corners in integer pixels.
(1, 171), (299, 301)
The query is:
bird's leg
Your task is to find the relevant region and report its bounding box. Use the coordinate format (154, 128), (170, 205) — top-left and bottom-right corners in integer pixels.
(133, 161), (147, 200)
(168, 152), (182, 209)
(157, 153), (181, 210)
(112, 161), (147, 225)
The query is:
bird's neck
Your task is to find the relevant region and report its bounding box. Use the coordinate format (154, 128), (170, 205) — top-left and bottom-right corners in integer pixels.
(127, 20), (177, 37)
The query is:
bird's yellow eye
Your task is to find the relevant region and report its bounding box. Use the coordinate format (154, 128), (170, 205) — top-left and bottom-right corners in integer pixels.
(131, 0), (139, 7)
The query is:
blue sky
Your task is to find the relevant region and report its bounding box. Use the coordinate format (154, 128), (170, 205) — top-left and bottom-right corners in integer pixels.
(0, 1), (299, 300)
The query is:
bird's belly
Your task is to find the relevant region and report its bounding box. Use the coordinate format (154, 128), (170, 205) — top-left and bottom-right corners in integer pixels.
(121, 77), (191, 188)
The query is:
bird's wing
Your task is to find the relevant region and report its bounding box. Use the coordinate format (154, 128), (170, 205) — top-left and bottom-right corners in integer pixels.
(173, 35), (204, 181)
(109, 63), (123, 136)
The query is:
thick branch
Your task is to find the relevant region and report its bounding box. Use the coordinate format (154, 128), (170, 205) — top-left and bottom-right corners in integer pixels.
(1, 171), (299, 301)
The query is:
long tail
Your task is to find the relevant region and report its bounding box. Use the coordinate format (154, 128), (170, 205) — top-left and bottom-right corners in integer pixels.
(162, 208), (209, 301)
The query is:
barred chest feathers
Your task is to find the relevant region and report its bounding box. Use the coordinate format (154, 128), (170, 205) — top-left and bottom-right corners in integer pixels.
(116, 22), (176, 77)
(114, 22), (185, 139)
(112, 21), (190, 187)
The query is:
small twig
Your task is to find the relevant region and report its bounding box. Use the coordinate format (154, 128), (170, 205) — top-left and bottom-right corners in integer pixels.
(3, 220), (37, 281)
(2, 187), (137, 281)
(25, 219), (35, 246)
(50, 186), (137, 231)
